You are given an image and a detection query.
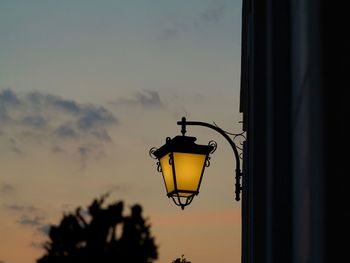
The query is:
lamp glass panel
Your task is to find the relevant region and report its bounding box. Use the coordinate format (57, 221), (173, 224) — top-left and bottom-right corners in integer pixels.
(160, 155), (175, 194)
(173, 152), (206, 192)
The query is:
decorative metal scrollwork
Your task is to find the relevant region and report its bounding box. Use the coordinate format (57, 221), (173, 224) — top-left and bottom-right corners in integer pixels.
(213, 122), (246, 160)
(149, 147), (162, 172)
(205, 140), (217, 167)
(205, 156), (211, 167)
(156, 162), (162, 172)
(208, 140), (217, 154)
(149, 147), (158, 160)
(232, 132), (246, 160)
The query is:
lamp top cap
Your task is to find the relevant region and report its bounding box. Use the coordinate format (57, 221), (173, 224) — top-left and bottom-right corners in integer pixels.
(153, 135), (213, 159)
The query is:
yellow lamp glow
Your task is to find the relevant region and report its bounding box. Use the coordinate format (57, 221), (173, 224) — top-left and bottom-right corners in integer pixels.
(150, 136), (216, 209)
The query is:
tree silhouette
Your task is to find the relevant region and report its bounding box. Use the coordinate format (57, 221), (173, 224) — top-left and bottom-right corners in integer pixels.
(171, 254), (191, 263)
(37, 195), (158, 263)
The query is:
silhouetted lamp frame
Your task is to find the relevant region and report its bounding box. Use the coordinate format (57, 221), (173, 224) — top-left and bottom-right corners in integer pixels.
(150, 117), (244, 209)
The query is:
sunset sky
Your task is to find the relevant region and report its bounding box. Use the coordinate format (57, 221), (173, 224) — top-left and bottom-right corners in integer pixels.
(0, 1), (242, 262)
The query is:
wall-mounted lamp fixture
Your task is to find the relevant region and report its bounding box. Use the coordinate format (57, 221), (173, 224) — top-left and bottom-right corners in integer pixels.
(150, 117), (245, 209)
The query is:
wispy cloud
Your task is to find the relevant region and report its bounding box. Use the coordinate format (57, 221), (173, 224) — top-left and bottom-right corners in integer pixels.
(159, 0), (227, 41)
(112, 90), (165, 109)
(0, 89), (117, 163)
(136, 90), (164, 108)
(6, 204), (39, 213)
(77, 144), (105, 171)
(19, 215), (51, 236)
(0, 182), (15, 194)
(18, 215), (44, 227)
(6, 203), (49, 235)
(0, 89), (19, 122)
(54, 123), (78, 138)
(195, 0), (226, 26)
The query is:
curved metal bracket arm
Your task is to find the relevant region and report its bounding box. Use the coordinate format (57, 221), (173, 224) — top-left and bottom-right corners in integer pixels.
(177, 117), (244, 201)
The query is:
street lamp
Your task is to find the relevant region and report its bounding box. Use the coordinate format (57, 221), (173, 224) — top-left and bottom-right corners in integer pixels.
(150, 117), (244, 209)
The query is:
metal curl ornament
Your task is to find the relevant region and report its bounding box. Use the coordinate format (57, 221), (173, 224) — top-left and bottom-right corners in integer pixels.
(213, 121), (246, 160)
(232, 133), (246, 160)
(149, 147), (158, 160)
(208, 140), (217, 154)
(205, 156), (211, 167)
(156, 162), (162, 172)
(149, 147), (162, 172)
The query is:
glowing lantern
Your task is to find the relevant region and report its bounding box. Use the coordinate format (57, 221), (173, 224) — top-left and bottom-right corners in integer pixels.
(150, 135), (216, 209)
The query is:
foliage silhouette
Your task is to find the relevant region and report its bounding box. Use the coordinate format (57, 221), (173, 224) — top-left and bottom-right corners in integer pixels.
(171, 254), (191, 263)
(37, 195), (158, 263)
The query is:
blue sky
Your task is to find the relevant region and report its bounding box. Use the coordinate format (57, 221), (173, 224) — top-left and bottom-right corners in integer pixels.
(0, 1), (242, 262)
